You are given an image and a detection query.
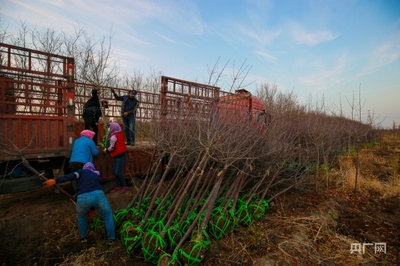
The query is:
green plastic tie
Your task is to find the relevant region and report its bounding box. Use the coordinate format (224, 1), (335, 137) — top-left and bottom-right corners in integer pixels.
(249, 202), (265, 219)
(113, 208), (130, 228)
(142, 230), (167, 263)
(235, 203), (253, 226)
(209, 209), (234, 239)
(166, 225), (183, 249)
(120, 221), (143, 255)
(179, 240), (208, 266)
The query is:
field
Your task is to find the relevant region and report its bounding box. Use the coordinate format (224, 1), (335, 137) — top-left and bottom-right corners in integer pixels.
(0, 132), (399, 265)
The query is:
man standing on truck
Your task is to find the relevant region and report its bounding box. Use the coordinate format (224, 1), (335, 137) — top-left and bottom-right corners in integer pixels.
(110, 88), (139, 146)
(82, 89), (108, 146)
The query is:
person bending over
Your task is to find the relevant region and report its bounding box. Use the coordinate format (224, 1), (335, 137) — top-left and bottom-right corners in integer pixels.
(44, 162), (115, 244)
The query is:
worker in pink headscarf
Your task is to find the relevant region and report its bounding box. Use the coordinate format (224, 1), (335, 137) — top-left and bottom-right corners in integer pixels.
(68, 129), (99, 172)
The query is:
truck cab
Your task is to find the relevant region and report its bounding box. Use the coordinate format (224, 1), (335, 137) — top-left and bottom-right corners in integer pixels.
(217, 88), (270, 128)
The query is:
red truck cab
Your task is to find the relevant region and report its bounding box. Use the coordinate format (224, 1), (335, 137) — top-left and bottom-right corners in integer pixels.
(217, 88), (270, 128)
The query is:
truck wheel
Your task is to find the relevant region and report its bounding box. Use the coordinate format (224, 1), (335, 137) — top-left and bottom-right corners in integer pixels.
(0, 176), (43, 194)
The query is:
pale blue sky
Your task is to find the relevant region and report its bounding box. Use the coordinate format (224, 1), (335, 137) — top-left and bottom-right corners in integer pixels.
(1, 0), (399, 128)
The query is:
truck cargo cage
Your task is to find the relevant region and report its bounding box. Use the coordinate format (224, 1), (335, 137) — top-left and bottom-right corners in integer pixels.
(0, 43), (75, 158)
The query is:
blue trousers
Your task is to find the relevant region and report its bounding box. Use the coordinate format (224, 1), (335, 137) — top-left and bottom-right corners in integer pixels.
(76, 190), (115, 239)
(113, 153), (127, 187)
(122, 116), (135, 144)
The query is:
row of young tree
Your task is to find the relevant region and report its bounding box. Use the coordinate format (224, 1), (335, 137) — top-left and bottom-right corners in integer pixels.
(0, 20), (377, 210)
(1, 21), (381, 264)
(109, 82), (377, 264)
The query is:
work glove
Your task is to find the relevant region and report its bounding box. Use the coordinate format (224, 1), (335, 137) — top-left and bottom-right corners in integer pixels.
(43, 179), (56, 186)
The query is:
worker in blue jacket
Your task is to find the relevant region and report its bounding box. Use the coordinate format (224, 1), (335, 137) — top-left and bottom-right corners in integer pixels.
(68, 130), (99, 172)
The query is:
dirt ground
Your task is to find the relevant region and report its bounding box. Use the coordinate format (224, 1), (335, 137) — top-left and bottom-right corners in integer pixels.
(1, 135), (399, 265)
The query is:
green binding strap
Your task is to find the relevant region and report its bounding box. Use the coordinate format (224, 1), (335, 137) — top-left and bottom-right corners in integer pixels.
(157, 251), (181, 266)
(130, 206), (145, 222)
(157, 198), (172, 218)
(152, 219), (166, 233)
(113, 208), (130, 229)
(174, 208), (183, 221)
(262, 199), (270, 208)
(249, 197), (270, 220)
(180, 219), (191, 233)
(142, 230), (167, 263)
(179, 237), (210, 266)
(209, 207), (234, 239)
(120, 221), (143, 255)
(228, 209), (238, 232)
(197, 210), (206, 224)
(141, 197), (151, 211)
(179, 243), (204, 265)
(146, 217), (166, 233)
(249, 201), (265, 220)
(235, 202), (253, 226)
(181, 211), (197, 232)
(143, 217), (156, 231)
(166, 225), (183, 250)
(154, 197), (162, 206)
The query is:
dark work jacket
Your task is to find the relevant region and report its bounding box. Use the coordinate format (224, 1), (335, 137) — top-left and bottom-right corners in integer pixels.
(55, 169), (103, 196)
(83, 96), (102, 122)
(113, 94), (139, 118)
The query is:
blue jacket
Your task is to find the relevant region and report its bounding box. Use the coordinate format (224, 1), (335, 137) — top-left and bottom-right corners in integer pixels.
(56, 169), (103, 196)
(69, 136), (99, 164)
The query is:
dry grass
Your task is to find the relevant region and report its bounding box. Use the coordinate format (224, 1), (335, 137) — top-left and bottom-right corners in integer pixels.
(238, 209), (380, 265)
(333, 133), (400, 199)
(57, 246), (116, 266)
(57, 243), (130, 266)
(209, 184), (398, 265)
(224, 132), (400, 265)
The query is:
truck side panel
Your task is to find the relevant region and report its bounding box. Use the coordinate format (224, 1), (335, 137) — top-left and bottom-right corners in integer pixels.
(0, 116), (68, 160)
(93, 145), (161, 182)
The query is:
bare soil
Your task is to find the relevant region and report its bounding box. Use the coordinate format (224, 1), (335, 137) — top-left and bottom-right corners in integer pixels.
(1, 135), (399, 266)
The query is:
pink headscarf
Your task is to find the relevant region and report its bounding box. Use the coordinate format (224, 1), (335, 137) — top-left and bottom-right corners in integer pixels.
(83, 162), (100, 176)
(80, 129), (95, 140)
